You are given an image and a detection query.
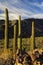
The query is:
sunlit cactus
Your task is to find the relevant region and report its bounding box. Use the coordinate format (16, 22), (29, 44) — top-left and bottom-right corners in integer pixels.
(4, 8), (9, 49)
(13, 21), (16, 54)
(1, 8), (10, 60)
(18, 16), (22, 50)
(30, 21), (35, 51)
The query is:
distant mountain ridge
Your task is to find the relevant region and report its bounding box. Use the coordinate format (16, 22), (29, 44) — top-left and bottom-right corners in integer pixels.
(0, 18), (43, 39)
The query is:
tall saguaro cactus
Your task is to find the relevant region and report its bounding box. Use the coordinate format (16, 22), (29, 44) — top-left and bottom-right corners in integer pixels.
(13, 22), (17, 60)
(31, 21), (35, 51)
(18, 16), (22, 50)
(13, 20), (17, 54)
(4, 8), (9, 50)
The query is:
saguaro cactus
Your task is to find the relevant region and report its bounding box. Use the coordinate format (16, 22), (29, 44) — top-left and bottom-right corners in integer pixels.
(13, 20), (17, 54)
(31, 21), (35, 51)
(4, 8), (9, 50)
(18, 16), (22, 50)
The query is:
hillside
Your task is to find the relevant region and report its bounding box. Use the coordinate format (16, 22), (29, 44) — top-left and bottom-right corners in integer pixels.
(0, 19), (43, 39)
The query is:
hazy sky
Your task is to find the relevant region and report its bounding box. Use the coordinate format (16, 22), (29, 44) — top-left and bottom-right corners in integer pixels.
(0, 0), (43, 20)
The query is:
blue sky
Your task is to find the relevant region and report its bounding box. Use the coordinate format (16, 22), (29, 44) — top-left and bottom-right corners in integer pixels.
(0, 0), (43, 20)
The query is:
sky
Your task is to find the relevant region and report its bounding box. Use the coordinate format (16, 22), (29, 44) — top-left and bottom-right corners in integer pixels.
(0, 0), (43, 20)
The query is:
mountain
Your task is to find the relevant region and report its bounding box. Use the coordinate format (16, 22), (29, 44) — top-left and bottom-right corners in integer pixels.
(0, 19), (43, 39)
(21, 18), (43, 38)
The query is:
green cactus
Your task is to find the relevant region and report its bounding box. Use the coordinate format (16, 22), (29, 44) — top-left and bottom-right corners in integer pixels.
(18, 16), (22, 50)
(4, 8), (9, 49)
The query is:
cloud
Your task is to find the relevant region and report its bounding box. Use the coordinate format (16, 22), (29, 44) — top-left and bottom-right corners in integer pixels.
(0, 0), (43, 20)
(0, 0), (33, 20)
(30, 14), (43, 19)
(0, 13), (19, 20)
